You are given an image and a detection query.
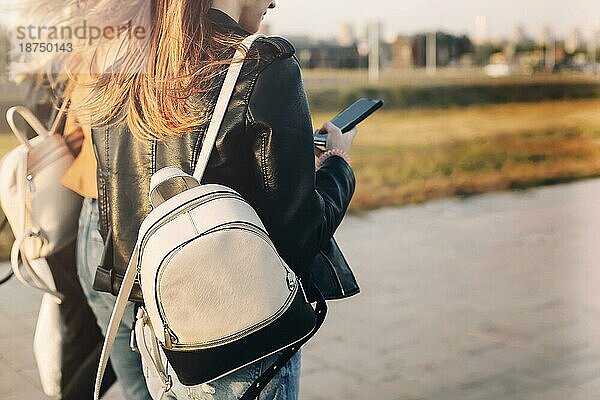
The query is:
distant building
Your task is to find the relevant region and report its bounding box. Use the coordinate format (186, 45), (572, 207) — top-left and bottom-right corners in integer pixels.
(390, 35), (413, 69)
(282, 24), (600, 72)
(565, 28), (582, 54)
(536, 26), (556, 71)
(512, 24), (528, 46)
(289, 36), (361, 69)
(587, 28), (600, 62)
(536, 25), (553, 47)
(411, 32), (472, 68)
(474, 15), (487, 46)
(367, 21), (381, 81)
(337, 23), (355, 47)
(554, 41), (567, 65)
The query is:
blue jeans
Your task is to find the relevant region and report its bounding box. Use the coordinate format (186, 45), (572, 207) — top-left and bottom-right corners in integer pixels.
(170, 351), (301, 400)
(77, 198), (152, 400)
(142, 346), (302, 400)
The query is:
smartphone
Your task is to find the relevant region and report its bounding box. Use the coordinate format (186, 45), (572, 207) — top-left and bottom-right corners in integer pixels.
(314, 98), (384, 151)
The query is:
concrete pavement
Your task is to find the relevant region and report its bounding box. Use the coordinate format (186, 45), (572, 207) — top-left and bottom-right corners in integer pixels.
(2, 179), (600, 399)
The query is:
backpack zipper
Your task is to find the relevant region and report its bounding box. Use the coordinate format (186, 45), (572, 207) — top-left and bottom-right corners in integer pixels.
(155, 221), (297, 350)
(135, 190), (243, 275)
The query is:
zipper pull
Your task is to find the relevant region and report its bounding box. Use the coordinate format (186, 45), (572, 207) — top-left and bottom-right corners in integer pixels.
(286, 271), (297, 291)
(26, 174), (35, 192)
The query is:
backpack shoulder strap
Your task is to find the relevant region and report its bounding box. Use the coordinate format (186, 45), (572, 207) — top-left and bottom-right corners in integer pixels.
(94, 243), (139, 399)
(192, 33), (263, 182)
(240, 282), (327, 400)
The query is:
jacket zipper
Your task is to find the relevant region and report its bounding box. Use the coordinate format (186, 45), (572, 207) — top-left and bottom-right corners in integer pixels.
(155, 221), (297, 350)
(320, 250), (345, 296)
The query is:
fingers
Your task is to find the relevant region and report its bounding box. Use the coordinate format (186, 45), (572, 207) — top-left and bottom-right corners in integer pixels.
(319, 121), (342, 135)
(315, 122), (358, 154)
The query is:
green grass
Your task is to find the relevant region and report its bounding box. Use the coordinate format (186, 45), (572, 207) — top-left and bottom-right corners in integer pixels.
(347, 126), (600, 210)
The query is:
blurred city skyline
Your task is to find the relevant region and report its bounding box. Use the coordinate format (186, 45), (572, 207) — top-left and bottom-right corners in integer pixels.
(264, 0), (599, 42)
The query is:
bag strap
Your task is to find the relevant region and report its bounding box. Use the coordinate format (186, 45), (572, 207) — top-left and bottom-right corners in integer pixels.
(49, 97), (71, 136)
(94, 243), (139, 399)
(240, 282), (327, 400)
(192, 34), (263, 182)
(94, 33), (262, 400)
(6, 107), (51, 148)
(5, 96), (70, 147)
(9, 232), (64, 303)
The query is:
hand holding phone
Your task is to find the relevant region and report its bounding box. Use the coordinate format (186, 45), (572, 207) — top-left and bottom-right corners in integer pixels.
(314, 98), (383, 151)
(314, 122), (357, 156)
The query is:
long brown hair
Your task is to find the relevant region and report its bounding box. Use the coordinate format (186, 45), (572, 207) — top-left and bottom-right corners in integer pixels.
(67, 0), (246, 141)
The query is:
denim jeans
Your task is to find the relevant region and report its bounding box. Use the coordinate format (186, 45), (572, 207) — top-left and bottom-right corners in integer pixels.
(140, 343), (302, 400)
(77, 198), (152, 400)
(169, 351), (301, 400)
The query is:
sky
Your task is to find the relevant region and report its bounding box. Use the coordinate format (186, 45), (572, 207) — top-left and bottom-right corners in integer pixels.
(263, 0), (599, 41)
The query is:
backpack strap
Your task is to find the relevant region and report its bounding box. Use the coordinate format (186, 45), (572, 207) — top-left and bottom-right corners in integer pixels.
(94, 243), (139, 399)
(240, 282), (327, 400)
(192, 34), (264, 182)
(6, 106), (50, 148)
(10, 233), (64, 303)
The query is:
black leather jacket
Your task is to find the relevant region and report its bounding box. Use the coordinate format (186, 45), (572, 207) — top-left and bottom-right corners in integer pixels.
(91, 9), (359, 302)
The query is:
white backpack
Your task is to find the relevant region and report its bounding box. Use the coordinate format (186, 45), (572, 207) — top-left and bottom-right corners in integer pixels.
(0, 102), (82, 302)
(95, 34), (326, 400)
(0, 102), (85, 397)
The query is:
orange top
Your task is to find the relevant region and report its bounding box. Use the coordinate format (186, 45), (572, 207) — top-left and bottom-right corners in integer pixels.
(60, 81), (98, 199)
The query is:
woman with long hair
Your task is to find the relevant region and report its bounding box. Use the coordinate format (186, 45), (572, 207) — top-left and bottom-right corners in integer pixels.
(34, 0), (358, 398)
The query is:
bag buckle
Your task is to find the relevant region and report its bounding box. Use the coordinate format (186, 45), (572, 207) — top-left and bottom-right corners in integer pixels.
(159, 372), (173, 391)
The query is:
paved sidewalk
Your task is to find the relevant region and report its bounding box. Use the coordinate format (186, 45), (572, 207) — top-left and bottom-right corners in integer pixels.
(2, 179), (600, 399)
